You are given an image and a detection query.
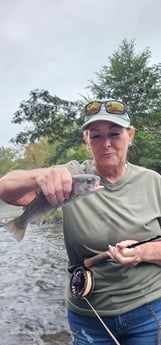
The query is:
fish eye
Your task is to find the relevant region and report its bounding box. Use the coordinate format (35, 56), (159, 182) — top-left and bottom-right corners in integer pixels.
(87, 178), (94, 184)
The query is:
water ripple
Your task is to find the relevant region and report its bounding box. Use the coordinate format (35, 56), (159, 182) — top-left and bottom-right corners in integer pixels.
(0, 210), (71, 345)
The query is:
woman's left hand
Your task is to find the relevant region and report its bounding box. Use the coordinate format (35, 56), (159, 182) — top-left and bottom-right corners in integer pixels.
(107, 240), (141, 267)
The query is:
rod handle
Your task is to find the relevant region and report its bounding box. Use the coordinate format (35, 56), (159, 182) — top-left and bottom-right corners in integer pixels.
(84, 251), (110, 269)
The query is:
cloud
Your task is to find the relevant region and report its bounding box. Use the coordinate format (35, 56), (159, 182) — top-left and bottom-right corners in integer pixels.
(0, 0), (161, 147)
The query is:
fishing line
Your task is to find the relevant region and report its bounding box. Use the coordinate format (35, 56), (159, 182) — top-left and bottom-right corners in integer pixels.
(84, 297), (121, 345)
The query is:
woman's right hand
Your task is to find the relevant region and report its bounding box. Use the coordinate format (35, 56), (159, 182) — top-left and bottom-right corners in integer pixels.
(35, 166), (73, 205)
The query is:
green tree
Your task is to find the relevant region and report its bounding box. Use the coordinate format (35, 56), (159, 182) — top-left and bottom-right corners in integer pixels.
(55, 143), (91, 165)
(87, 39), (161, 171)
(11, 89), (86, 164)
(17, 138), (59, 169)
(0, 147), (18, 177)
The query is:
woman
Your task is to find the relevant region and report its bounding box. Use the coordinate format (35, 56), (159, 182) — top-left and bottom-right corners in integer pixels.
(1, 100), (161, 345)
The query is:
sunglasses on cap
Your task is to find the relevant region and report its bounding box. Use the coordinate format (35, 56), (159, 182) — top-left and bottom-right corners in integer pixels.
(85, 100), (129, 116)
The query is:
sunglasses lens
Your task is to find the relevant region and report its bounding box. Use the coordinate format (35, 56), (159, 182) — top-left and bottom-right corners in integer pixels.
(85, 101), (126, 117)
(85, 102), (101, 115)
(106, 101), (125, 114)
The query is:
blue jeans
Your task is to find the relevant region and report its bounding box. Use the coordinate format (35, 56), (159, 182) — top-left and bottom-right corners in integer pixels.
(67, 299), (161, 345)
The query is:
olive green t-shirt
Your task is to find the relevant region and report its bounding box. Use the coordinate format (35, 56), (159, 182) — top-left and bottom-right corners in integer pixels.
(62, 160), (161, 316)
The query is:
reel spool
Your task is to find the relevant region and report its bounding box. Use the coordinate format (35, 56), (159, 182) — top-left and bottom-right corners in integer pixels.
(70, 265), (94, 299)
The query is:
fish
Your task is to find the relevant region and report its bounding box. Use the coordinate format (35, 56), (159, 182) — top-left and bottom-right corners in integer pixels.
(4, 174), (103, 242)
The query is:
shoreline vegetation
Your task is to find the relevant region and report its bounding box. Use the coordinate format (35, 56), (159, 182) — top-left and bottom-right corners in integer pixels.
(37, 208), (63, 226)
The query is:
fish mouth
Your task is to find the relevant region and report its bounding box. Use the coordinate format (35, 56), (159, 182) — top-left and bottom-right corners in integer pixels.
(95, 185), (104, 191)
(94, 178), (104, 190)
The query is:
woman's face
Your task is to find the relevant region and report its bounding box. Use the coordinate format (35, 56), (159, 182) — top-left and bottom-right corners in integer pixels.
(86, 120), (134, 173)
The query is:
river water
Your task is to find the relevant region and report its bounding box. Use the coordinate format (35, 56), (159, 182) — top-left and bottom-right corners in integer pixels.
(0, 201), (71, 345)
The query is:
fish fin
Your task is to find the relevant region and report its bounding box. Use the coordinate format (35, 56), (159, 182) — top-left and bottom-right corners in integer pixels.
(31, 215), (45, 225)
(4, 220), (26, 242)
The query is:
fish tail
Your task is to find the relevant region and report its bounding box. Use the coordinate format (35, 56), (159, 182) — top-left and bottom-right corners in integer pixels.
(5, 220), (26, 242)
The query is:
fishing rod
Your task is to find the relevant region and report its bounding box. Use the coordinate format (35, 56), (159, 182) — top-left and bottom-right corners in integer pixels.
(69, 235), (161, 275)
(84, 234), (161, 269)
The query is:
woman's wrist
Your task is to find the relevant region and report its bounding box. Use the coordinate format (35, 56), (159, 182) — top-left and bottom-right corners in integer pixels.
(140, 241), (161, 265)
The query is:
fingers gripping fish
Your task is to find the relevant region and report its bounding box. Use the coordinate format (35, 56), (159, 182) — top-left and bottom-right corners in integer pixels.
(4, 174), (103, 242)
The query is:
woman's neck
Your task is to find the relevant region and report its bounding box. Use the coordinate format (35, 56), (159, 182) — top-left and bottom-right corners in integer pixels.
(96, 163), (128, 184)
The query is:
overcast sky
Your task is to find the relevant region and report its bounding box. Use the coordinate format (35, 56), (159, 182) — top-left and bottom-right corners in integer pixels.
(1, 0), (161, 148)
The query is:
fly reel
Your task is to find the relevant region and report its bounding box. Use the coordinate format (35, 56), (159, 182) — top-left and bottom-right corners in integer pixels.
(70, 265), (94, 299)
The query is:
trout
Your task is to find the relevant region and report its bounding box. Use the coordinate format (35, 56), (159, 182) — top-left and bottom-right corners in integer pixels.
(5, 174), (103, 242)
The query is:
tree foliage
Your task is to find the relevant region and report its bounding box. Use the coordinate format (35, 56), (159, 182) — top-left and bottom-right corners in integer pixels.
(10, 89), (87, 164)
(11, 90), (80, 142)
(0, 147), (18, 177)
(17, 138), (59, 169)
